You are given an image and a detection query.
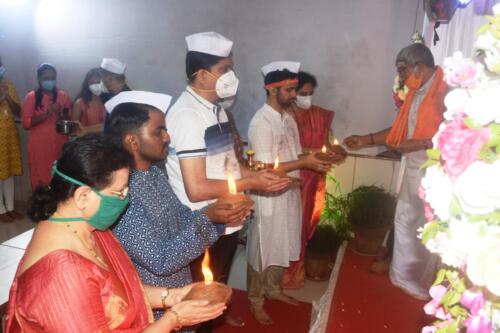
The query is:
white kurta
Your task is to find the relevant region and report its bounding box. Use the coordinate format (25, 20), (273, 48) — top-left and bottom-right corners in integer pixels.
(247, 104), (302, 272)
(390, 74), (439, 297)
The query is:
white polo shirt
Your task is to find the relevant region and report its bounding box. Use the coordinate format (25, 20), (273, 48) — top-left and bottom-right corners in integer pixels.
(166, 86), (242, 213)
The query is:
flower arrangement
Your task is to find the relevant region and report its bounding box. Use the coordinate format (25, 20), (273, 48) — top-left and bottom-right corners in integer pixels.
(419, 6), (500, 333)
(392, 75), (409, 110)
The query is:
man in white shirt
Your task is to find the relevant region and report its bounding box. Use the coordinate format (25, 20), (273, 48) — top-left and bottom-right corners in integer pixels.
(166, 32), (289, 329)
(247, 61), (332, 325)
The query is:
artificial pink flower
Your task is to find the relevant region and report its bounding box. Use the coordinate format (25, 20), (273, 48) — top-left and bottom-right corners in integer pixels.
(443, 51), (483, 89)
(463, 314), (492, 333)
(436, 114), (491, 179)
(422, 326), (436, 333)
(460, 290), (485, 315)
(424, 285), (448, 317)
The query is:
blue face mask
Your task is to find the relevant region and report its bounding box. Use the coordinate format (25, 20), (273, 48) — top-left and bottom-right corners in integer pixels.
(0, 66), (6, 78)
(41, 79), (56, 91)
(47, 162), (129, 230)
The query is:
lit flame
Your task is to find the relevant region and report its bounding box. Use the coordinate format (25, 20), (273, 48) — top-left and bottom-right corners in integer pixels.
(273, 157), (279, 169)
(333, 138), (339, 145)
(321, 145), (327, 153)
(201, 249), (213, 285)
(227, 171), (237, 195)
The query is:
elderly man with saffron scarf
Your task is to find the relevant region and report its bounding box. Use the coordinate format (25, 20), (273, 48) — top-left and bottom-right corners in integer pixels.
(344, 43), (445, 300)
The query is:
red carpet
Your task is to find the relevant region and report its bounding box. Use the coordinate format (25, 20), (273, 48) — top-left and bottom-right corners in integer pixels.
(214, 288), (312, 333)
(326, 246), (431, 333)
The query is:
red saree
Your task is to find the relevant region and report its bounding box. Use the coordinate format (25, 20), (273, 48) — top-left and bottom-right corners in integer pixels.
(6, 230), (153, 332)
(283, 105), (334, 289)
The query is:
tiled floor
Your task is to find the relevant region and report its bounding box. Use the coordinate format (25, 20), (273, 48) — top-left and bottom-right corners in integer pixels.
(228, 244), (329, 304)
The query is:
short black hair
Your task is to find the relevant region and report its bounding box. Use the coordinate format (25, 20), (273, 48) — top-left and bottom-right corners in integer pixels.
(297, 71), (317, 90)
(28, 134), (131, 222)
(186, 51), (224, 82)
(107, 103), (152, 141)
(395, 43), (435, 68)
(264, 70), (298, 87)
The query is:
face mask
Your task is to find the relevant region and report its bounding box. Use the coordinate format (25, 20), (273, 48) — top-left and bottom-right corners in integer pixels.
(219, 96), (235, 110)
(89, 83), (103, 96)
(0, 66), (6, 78)
(41, 79), (56, 91)
(405, 68), (422, 90)
(100, 80), (109, 93)
(47, 163), (129, 230)
(214, 70), (239, 99)
(296, 95), (312, 109)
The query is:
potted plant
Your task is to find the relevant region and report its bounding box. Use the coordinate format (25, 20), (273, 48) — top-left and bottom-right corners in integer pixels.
(305, 175), (350, 280)
(347, 185), (396, 255)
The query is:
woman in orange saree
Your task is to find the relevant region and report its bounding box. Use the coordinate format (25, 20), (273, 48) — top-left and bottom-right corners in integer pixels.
(6, 135), (225, 332)
(283, 72), (344, 289)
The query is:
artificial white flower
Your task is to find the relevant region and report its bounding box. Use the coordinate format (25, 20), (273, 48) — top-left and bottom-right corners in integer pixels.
(422, 165), (453, 221)
(443, 89), (469, 121)
(454, 160), (500, 215)
(464, 82), (500, 125)
(466, 234), (500, 296)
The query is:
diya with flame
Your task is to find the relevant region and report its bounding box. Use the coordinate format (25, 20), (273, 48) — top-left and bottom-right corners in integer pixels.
(221, 171), (252, 208)
(315, 140), (345, 162)
(183, 249), (232, 305)
(272, 157), (301, 183)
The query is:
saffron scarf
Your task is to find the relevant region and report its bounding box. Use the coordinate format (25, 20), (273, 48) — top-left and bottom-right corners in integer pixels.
(386, 66), (447, 148)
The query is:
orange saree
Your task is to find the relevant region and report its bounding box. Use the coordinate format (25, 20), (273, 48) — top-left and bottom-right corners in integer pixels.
(283, 105), (334, 289)
(6, 230), (153, 333)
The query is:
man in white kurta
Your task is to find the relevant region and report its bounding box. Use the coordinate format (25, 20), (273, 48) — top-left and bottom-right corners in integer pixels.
(247, 61), (332, 325)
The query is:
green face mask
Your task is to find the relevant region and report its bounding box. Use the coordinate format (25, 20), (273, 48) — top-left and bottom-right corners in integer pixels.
(47, 162), (129, 230)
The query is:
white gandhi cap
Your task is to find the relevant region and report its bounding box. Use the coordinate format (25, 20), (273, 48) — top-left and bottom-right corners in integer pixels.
(261, 61), (301, 76)
(105, 91), (172, 114)
(185, 31), (233, 57)
(100, 58), (127, 75)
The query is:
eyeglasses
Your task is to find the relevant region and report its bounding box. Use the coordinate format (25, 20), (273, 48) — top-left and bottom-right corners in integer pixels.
(108, 187), (129, 200)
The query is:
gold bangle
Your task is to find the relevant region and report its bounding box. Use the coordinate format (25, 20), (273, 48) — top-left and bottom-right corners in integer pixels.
(168, 309), (182, 330)
(160, 288), (169, 309)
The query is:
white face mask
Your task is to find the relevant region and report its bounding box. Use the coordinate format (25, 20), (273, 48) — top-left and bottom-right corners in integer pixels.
(215, 70), (239, 99)
(100, 80), (109, 94)
(0, 66), (6, 78)
(219, 96), (236, 110)
(89, 83), (103, 96)
(296, 95), (312, 109)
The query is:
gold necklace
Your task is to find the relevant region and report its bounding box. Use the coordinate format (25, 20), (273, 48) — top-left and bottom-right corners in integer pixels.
(65, 223), (108, 268)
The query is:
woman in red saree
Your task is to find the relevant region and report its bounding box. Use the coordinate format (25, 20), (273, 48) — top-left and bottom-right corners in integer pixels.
(6, 135), (225, 332)
(283, 72), (345, 289)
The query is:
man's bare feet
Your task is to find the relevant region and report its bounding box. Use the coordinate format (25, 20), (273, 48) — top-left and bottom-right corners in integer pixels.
(266, 293), (300, 306)
(250, 307), (273, 325)
(0, 213), (14, 223)
(225, 314), (245, 327)
(369, 258), (390, 274)
(7, 211), (24, 220)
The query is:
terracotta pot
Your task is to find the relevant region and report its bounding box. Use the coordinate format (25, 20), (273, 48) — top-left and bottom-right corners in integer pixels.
(352, 225), (389, 255)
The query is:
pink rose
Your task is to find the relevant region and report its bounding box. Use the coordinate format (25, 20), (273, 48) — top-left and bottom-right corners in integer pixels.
(436, 114), (491, 179)
(444, 51), (483, 89)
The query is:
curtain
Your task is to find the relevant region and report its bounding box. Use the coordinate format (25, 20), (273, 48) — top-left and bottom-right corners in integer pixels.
(423, 0), (500, 65)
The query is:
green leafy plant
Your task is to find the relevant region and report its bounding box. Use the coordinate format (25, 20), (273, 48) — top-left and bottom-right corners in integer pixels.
(307, 175), (351, 255)
(347, 185), (396, 229)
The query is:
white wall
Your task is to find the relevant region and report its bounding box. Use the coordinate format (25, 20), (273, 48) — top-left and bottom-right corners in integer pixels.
(1, 0), (424, 136)
(0, 0), (423, 199)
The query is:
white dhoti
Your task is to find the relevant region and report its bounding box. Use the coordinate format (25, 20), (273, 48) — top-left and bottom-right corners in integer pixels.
(390, 152), (438, 298)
